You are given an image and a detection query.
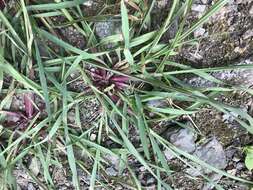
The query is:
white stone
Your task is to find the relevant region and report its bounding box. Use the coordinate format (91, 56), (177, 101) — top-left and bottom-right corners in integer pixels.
(29, 157), (41, 176)
(194, 27), (206, 37)
(90, 133), (96, 141)
(191, 4), (206, 13)
(250, 5), (253, 15)
(83, 0), (93, 6)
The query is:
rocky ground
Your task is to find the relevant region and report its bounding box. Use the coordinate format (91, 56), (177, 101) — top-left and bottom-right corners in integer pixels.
(4, 0), (253, 189)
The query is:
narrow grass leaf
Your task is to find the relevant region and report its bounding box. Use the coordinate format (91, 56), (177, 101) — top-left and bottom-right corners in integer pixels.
(135, 94), (150, 160)
(26, 0), (88, 11)
(148, 106), (196, 115)
(35, 41), (51, 119)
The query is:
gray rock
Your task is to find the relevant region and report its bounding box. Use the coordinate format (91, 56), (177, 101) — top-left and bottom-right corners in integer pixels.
(164, 128), (197, 160)
(105, 167), (118, 176)
(103, 154), (120, 170)
(194, 27), (206, 38)
(94, 21), (121, 39)
(27, 183), (36, 190)
(225, 147), (237, 159)
(154, 0), (170, 10)
(191, 4), (206, 14)
(89, 133), (97, 141)
(29, 157), (41, 176)
(194, 137), (227, 171)
(185, 137), (227, 178)
(146, 177), (156, 185)
(186, 58), (253, 88)
(163, 148), (175, 160)
(191, 4), (206, 12)
(236, 162), (244, 170)
(200, 0), (209, 4)
(169, 128), (197, 153)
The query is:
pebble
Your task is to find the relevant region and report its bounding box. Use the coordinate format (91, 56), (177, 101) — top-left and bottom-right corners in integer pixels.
(164, 148), (175, 160)
(250, 5), (253, 15)
(232, 157), (241, 162)
(83, 0), (93, 6)
(90, 133), (97, 141)
(236, 162), (244, 170)
(146, 177), (156, 185)
(243, 30), (253, 40)
(194, 27), (206, 38)
(115, 186), (123, 190)
(191, 4), (206, 13)
(67, 111), (76, 123)
(227, 169), (237, 175)
(104, 154), (120, 170)
(94, 21), (121, 39)
(225, 147), (237, 159)
(29, 157), (40, 176)
(105, 167), (118, 176)
(27, 183), (36, 190)
(169, 128), (197, 154)
(155, 0), (170, 9)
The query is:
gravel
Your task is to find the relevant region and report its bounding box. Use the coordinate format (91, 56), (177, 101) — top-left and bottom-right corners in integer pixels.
(194, 137), (227, 172)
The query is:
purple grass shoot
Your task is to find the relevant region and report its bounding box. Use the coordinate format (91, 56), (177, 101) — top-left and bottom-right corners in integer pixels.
(88, 68), (129, 102)
(2, 93), (37, 130)
(0, 0), (5, 10)
(24, 93), (35, 119)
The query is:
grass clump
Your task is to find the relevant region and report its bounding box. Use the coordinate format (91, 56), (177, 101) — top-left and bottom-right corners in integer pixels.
(0, 0), (252, 189)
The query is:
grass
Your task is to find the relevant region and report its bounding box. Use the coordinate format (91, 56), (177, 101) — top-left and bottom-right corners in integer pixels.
(0, 0), (252, 189)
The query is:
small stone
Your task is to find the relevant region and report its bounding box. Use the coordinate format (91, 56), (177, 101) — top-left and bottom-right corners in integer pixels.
(227, 169), (237, 175)
(194, 137), (227, 172)
(139, 166), (146, 172)
(191, 4), (206, 13)
(236, 162), (244, 170)
(250, 5), (253, 15)
(106, 167), (118, 176)
(200, 0), (210, 4)
(29, 157), (40, 176)
(17, 185), (22, 190)
(232, 157), (241, 162)
(169, 128), (197, 153)
(243, 30), (253, 40)
(146, 177), (155, 185)
(155, 0), (170, 9)
(104, 154), (120, 170)
(94, 21), (121, 39)
(90, 133), (96, 141)
(83, 0), (93, 6)
(234, 46), (247, 54)
(67, 111), (75, 123)
(115, 186), (123, 190)
(27, 183), (36, 190)
(194, 27), (206, 37)
(164, 148), (175, 160)
(226, 147), (237, 159)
